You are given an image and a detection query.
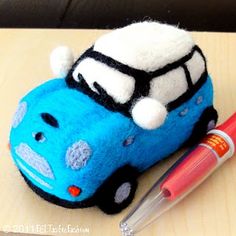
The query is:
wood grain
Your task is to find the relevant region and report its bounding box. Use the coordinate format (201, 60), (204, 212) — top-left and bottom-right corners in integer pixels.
(0, 29), (236, 236)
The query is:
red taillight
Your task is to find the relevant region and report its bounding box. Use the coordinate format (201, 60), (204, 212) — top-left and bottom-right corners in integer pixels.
(68, 185), (81, 197)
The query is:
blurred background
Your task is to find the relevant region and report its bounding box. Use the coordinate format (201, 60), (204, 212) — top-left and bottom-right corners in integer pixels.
(0, 0), (235, 31)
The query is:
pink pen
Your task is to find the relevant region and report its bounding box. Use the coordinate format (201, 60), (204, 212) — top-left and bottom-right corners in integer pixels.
(120, 112), (236, 236)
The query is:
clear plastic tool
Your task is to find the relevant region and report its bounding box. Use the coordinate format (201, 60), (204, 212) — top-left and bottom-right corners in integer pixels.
(120, 112), (236, 236)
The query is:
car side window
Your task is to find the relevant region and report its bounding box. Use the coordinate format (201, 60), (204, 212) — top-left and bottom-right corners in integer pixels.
(72, 58), (135, 104)
(185, 51), (205, 84)
(149, 67), (188, 105)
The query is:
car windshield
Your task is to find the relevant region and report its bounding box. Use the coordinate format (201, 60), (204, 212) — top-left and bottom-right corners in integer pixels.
(72, 57), (135, 104)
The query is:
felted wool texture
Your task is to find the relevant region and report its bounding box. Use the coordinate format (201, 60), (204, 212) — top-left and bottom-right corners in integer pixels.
(149, 67), (188, 105)
(131, 98), (167, 130)
(15, 143), (54, 179)
(20, 171), (96, 208)
(18, 161), (53, 189)
(72, 57), (135, 104)
(167, 70), (207, 112)
(185, 106), (218, 146)
(93, 21), (195, 72)
(96, 165), (139, 214)
(69, 45), (205, 103)
(10, 75), (214, 205)
(12, 101), (27, 128)
(67, 22), (206, 130)
(67, 45), (206, 128)
(50, 46), (74, 78)
(65, 140), (92, 170)
(41, 113), (59, 128)
(186, 50), (205, 84)
(114, 182), (132, 204)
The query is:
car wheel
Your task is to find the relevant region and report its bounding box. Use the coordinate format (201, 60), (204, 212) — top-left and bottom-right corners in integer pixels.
(186, 106), (218, 146)
(96, 165), (139, 214)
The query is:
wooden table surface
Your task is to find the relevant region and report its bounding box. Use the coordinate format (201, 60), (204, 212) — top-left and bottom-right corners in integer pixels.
(0, 29), (236, 236)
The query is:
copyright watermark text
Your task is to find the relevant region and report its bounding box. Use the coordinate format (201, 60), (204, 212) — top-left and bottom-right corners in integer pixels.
(2, 224), (90, 234)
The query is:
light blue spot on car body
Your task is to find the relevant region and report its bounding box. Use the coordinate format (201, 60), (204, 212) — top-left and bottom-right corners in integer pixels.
(66, 140), (92, 170)
(15, 143), (54, 179)
(12, 101), (27, 128)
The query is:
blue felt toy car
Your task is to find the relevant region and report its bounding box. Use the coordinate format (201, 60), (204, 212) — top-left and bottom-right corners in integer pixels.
(9, 22), (218, 214)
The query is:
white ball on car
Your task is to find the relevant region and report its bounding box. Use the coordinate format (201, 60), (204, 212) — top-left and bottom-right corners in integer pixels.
(131, 97), (168, 130)
(50, 46), (74, 78)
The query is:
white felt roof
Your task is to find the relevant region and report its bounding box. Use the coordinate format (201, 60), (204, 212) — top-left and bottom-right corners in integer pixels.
(94, 21), (194, 72)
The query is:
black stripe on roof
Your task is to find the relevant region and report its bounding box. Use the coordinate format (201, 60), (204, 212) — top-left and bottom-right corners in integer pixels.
(65, 44), (208, 118)
(72, 45), (204, 82)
